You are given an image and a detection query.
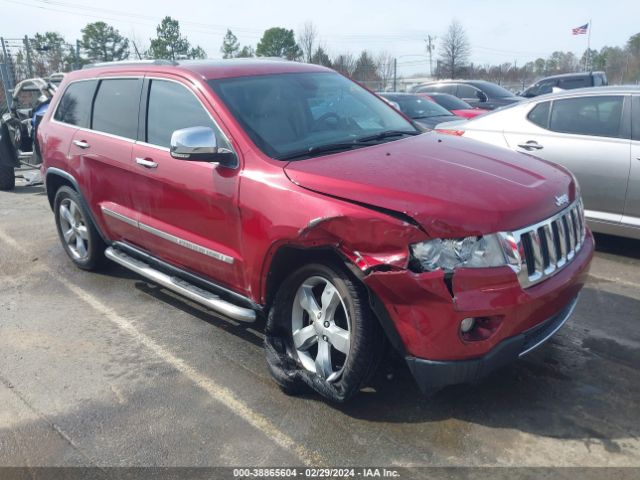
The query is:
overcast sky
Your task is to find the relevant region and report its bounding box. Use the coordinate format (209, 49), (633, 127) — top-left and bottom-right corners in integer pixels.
(2, 0), (638, 75)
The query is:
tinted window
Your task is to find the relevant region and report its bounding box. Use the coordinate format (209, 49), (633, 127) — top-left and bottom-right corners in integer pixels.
(558, 77), (589, 89)
(54, 80), (97, 127)
(430, 94), (472, 111)
(528, 101), (551, 128)
(633, 96), (640, 141)
(209, 72), (417, 159)
(382, 95), (452, 119)
(549, 96), (624, 138)
(147, 80), (226, 149)
(474, 82), (515, 98)
(457, 84), (479, 99)
(593, 74), (606, 87)
(92, 79), (141, 139)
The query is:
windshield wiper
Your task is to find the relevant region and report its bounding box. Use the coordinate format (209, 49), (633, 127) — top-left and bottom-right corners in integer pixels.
(355, 130), (420, 143)
(278, 142), (369, 161)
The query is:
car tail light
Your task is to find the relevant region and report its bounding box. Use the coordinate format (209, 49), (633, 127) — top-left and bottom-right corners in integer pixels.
(436, 129), (465, 136)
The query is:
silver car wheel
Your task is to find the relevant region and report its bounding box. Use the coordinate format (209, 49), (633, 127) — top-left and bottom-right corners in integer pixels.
(59, 198), (89, 260)
(291, 276), (351, 383)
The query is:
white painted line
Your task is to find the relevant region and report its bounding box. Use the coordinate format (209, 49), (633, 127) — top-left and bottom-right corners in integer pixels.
(0, 228), (324, 466)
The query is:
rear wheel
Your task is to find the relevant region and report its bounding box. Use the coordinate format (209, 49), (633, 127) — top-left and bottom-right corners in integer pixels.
(265, 262), (384, 402)
(54, 186), (106, 270)
(0, 165), (15, 191)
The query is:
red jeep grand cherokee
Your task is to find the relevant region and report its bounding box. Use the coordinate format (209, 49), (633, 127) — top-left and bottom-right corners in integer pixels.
(38, 60), (593, 402)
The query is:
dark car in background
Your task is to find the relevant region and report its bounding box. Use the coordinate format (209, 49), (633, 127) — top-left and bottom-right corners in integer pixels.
(379, 92), (463, 128)
(415, 92), (484, 119)
(414, 80), (523, 110)
(519, 71), (608, 98)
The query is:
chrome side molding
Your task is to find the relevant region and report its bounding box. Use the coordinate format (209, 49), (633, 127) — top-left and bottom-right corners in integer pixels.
(104, 247), (256, 323)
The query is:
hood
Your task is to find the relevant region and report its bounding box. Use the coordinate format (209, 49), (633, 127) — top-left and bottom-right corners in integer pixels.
(284, 134), (576, 238)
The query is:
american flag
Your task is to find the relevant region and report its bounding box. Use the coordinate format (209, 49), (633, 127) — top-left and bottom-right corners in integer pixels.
(572, 23), (589, 35)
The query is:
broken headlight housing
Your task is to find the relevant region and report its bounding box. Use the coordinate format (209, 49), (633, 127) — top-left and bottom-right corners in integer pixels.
(410, 234), (520, 272)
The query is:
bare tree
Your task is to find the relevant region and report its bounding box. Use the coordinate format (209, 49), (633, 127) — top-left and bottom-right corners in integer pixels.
(376, 51), (395, 90)
(298, 21), (318, 63)
(332, 53), (356, 77)
(438, 20), (470, 79)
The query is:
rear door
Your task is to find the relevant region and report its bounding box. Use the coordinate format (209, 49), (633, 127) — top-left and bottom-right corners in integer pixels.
(625, 95), (640, 228)
(503, 95), (631, 223)
(130, 76), (245, 292)
(70, 77), (143, 243)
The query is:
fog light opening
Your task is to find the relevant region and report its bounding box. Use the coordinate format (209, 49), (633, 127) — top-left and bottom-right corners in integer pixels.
(460, 317), (476, 333)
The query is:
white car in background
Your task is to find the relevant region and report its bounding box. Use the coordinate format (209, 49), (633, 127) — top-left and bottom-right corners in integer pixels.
(436, 87), (640, 240)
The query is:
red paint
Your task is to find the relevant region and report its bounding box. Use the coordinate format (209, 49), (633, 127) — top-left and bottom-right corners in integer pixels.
(416, 93), (485, 119)
(38, 61), (593, 364)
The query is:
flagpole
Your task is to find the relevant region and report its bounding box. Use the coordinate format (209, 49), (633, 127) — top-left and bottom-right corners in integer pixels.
(586, 19), (592, 71)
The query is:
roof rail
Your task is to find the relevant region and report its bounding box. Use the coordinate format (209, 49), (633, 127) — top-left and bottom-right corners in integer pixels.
(82, 59), (178, 69)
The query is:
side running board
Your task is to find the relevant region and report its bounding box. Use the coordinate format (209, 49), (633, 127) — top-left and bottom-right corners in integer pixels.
(104, 247), (256, 323)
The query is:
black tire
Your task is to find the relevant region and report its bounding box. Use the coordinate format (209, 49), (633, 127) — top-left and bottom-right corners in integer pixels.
(54, 186), (106, 271)
(0, 165), (15, 191)
(265, 261), (384, 403)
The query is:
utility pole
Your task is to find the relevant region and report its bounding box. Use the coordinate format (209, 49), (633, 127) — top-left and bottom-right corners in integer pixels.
(132, 40), (142, 60)
(23, 36), (34, 78)
(1, 37), (14, 91)
(425, 35), (436, 78)
(393, 57), (397, 91)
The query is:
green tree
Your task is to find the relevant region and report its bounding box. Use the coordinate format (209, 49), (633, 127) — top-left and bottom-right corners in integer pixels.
(352, 51), (380, 84)
(310, 47), (332, 68)
(256, 27), (301, 60)
(220, 29), (239, 59)
(148, 16), (206, 60)
(31, 32), (73, 75)
(236, 45), (255, 58)
(81, 22), (129, 62)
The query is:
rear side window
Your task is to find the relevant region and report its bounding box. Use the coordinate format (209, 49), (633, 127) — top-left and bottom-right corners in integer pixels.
(527, 101), (551, 128)
(92, 79), (142, 139)
(457, 84), (479, 99)
(558, 77), (589, 90)
(549, 96), (624, 138)
(54, 80), (97, 128)
(146, 79), (228, 149)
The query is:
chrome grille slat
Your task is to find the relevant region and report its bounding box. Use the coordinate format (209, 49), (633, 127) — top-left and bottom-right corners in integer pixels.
(512, 199), (586, 288)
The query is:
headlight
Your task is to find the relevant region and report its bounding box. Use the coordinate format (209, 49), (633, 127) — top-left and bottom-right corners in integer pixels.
(410, 234), (519, 272)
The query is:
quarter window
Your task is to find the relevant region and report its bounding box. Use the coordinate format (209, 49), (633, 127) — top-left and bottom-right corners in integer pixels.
(146, 79), (226, 149)
(633, 96), (640, 141)
(527, 101), (551, 128)
(549, 96), (624, 138)
(92, 79), (142, 139)
(54, 80), (97, 128)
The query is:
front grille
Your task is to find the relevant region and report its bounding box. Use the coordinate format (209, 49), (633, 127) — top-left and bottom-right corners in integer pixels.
(512, 199), (586, 288)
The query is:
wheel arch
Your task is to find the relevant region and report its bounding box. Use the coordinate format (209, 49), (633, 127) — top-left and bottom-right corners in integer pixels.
(45, 167), (109, 244)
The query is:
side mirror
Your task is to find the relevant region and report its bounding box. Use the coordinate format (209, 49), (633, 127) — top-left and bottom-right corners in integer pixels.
(170, 126), (236, 167)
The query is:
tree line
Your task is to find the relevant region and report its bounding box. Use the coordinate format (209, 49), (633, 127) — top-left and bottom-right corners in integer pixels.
(2, 17), (639, 94)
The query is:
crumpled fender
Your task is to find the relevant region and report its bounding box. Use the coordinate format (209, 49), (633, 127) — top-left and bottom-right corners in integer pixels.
(296, 213), (426, 271)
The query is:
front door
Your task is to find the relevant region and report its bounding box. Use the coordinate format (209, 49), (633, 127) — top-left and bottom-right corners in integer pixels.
(625, 95), (640, 228)
(130, 77), (245, 293)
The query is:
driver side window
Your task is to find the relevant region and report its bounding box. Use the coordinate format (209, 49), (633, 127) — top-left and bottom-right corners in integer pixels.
(146, 79), (230, 150)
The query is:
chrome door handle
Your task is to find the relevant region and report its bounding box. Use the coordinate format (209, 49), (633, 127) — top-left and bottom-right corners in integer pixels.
(136, 157), (158, 168)
(517, 141), (543, 151)
(73, 140), (90, 149)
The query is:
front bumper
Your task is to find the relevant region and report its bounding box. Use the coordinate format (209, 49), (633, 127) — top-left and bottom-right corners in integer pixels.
(364, 229), (594, 390)
(405, 295), (578, 392)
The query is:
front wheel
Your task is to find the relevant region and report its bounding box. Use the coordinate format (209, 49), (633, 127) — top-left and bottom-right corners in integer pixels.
(265, 262), (384, 403)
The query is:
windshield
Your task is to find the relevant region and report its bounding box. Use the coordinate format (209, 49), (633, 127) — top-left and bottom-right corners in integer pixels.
(477, 82), (516, 98)
(208, 72), (418, 159)
(428, 94), (472, 111)
(383, 95), (452, 119)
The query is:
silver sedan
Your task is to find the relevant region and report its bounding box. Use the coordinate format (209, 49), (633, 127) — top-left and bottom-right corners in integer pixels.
(436, 86), (640, 240)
